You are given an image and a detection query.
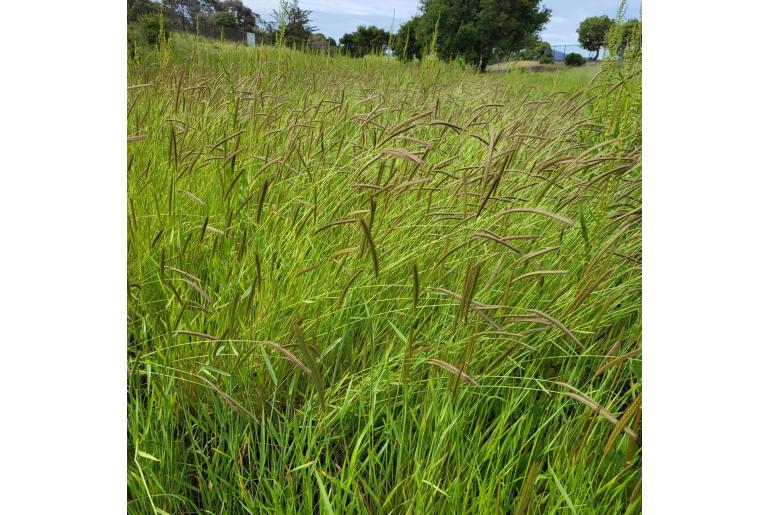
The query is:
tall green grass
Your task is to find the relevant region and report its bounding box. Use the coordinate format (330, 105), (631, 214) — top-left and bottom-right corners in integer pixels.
(128, 22), (641, 513)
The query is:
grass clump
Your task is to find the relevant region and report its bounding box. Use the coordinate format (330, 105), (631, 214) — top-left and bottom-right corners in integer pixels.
(128, 28), (641, 514)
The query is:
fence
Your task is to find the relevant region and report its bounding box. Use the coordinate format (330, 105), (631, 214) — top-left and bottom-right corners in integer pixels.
(549, 44), (607, 61)
(163, 9), (267, 45)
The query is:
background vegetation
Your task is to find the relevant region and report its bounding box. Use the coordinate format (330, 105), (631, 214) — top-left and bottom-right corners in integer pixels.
(564, 53), (587, 67)
(129, 1), (637, 69)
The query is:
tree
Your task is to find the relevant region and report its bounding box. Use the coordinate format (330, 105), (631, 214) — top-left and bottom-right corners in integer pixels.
(199, 0), (218, 13)
(308, 33), (332, 52)
(128, 0), (159, 22)
(393, 17), (424, 61)
(286, 1), (315, 46)
(163, 0), (196, 30)
(217, 0), (260, 33)
(577, 15), (613, 60)
(273, 0), (315, 47)
(515, 39), (552, 61)
(211, 11), (238, 29)
(340, 26), (392, 58)
(163, 1), (226, 31)
(413, 0), (551, 72)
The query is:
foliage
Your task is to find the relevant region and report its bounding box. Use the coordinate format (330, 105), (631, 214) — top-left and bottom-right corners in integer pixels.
(127, 33), (641, 514)
(158, 1), (262, 33)
(592, 0), (641, 150)
(307, 33), (334, 52)
(272, 0), (289, 47)
(127, 0), (159, 22)
(138, 13), (163, 46)
(128, 0), (400, 54)
(618, 18), (641, 57)
(211, 11), (238, 29)
(564, 52), (586, 66)
(538, 54), (554, 64)
(216, 0), (260, 33)
(164, 0), (213, 31)
(393, 17), (424, 61)
(412, 0), (551, 72)
(577, 15), (613, 59)
(340, 26), (392, 58)
(516, 40), (552, 61)
(273, 0), (315, 47)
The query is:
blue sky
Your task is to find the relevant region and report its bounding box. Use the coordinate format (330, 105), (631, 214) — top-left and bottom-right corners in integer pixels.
(243, 0), (641, 44)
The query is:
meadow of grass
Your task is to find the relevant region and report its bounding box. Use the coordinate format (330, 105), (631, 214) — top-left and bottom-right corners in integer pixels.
(128, 30), (641, 514)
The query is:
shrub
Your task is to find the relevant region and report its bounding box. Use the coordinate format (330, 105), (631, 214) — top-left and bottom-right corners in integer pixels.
(564, 52), (586, 66)
(538, 54), (554, 64)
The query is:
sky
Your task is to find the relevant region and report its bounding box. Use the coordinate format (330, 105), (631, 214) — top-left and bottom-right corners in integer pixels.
(243, 0), (642, 44)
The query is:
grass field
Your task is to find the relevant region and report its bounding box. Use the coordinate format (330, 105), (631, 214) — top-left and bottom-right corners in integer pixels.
(128, 31), (641, 514)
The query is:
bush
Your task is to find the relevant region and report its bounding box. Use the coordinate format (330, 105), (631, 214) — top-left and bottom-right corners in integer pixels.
(564, 53), (586, 66)
(139, 14), (163, 46)
(538, 54), (554, 64)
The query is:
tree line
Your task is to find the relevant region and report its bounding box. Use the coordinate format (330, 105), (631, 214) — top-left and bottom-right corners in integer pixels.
(577, 15), (640, 60)
(338, 4), (639, 70)
(341, 0), (552, 72)
(129, 0), (553, 69)
(128, 0), (337, 49)
(129, 1), (639, 72)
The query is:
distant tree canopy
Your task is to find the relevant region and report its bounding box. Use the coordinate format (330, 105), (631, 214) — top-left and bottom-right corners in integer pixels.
(340, 26), (392, 58)
(577, 15), (613, 59)
(307, 33), (337, 51)
(410, 0), (551, 71)
(128, 0), (159, 22)
(514, 40), (552, 61)
(272, 0), (317, 47)
(343, 0), (551, 69)
(163, 0), (211, 30)
(211, 11), (238, 29)
(127, 0), (335, 48)
(393, 17), (424, 61)
(216, 1), (260, 33)
(134, 1), (263, 33)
